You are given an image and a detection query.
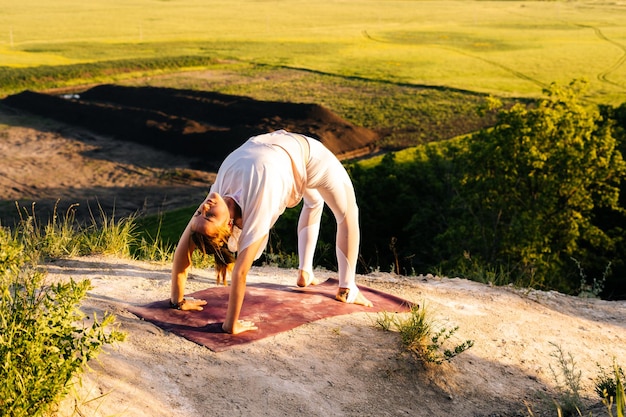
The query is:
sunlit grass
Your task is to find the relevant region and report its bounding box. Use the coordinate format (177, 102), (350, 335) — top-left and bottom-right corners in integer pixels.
(1, 1), (625, 103)
(120, 63), (492, 145)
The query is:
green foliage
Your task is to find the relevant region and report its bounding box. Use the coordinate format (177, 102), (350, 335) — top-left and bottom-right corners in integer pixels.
(134, 206), (196, 248)
(0, 56), (217, 97)
(0, 225), (125, 417)
(14, 202), (138, 260)
(14, 202), (83, 261)
(349, 150), (447, 275)
(269, 201), (338, 272)
(375, 303), (474, 366)
(350, 80), (626, 297)
(528, 353), (625, 417)
(0, 225), (28, 273)
(133, 228), (174, 264)
(616, 366), (626, 417)
(373, 310), (396, 332)
(82, 206), (136, 258)
(596, 360), (626, 417)
(3, 0), (626, 104)
(448, 251), (513, 287)
(262, 252), (300, 269)
(573, 257), (611, 299)
(446, 80), (626, 292)
(596, 362), (625, 400)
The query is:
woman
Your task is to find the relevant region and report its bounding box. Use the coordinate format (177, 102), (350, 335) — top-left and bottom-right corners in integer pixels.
(170, 130), (372, 334)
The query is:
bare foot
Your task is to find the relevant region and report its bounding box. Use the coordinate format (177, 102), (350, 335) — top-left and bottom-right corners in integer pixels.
(296, 270), (320, 287)
(222, 319), (258, 335)
(335, 287), (373, 307)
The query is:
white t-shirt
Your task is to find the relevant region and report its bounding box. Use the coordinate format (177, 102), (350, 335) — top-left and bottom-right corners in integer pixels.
(209, 130), (309, 259)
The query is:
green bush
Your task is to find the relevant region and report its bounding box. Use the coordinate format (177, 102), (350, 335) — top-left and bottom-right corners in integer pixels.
(348, 80), (626, 298)
(0, 225), (125, 417)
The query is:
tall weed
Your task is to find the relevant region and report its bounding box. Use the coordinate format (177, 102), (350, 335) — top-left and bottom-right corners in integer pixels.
(572, 257), (611, 299)
(15, 202), (83, 260)
(528, 350), (625, 417)
(548, 343), (584, 415)
(81, 204), (136, 258)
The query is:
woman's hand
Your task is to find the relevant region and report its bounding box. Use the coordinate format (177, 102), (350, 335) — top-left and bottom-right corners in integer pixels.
(223, 319), (258, 334)
(222, 235), (266, 335)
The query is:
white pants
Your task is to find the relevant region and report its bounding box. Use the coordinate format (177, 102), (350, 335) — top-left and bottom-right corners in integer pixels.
(297, 138), (360, 296)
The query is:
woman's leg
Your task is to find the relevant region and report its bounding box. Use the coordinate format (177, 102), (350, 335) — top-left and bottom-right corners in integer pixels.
(316, 180), (361, 298)
(305, 139), (371, 306)
(297, 188), (324, 286)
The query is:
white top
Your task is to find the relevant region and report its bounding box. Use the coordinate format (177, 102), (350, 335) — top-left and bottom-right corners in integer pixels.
(209, 130), (310, 259)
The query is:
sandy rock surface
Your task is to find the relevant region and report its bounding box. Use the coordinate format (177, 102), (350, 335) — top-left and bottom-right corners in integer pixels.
(44, 256), (626, 417)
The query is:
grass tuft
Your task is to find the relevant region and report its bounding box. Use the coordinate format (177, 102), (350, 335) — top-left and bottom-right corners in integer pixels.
(375, 302), (474, 366)
(596, 360), (626, 417)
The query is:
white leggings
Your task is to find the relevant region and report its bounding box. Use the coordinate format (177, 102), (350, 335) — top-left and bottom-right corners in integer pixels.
(297, 138), (360, 298)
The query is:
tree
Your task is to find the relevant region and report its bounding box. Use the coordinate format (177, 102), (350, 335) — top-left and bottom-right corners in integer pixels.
(445, 80), (625, 291)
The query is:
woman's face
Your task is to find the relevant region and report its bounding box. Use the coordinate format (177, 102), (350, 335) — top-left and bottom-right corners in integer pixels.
(190, 192), (230, 237)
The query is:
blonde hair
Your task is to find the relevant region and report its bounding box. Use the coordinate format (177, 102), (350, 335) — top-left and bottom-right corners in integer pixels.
(191, 224), (235, 280)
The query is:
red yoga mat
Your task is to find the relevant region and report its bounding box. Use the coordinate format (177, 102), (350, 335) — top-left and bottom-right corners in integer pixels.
(128, 278), (413, 352)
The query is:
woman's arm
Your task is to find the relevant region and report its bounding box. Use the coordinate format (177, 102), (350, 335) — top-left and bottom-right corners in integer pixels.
(170, 223), (207, 311)
(221, 234), (267, 334)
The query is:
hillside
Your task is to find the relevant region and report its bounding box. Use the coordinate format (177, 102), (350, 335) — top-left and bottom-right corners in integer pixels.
(1, 94), (625, 416)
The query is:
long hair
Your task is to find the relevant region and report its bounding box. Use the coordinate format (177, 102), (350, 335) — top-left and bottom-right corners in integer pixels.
(191, 227), (236, 282)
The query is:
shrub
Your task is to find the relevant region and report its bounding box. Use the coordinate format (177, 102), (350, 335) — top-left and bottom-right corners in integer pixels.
(0, 224), (125, 417)
(349, 80), (626, 298)
(447, 80), (626, 293)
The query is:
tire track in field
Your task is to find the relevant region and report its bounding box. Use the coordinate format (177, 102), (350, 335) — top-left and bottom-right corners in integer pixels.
(362, 30), (548, 91)
(438, 46), (549, 90)
(575, 24), (626, 90)
(499, 6), (626, 91)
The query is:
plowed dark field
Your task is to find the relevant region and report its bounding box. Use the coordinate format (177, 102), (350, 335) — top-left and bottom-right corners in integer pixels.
(2, 85), (380, 171)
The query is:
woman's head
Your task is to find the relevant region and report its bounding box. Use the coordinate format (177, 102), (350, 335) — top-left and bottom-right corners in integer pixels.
(190, 192), (231, 238)
(189, 192), (235, 273)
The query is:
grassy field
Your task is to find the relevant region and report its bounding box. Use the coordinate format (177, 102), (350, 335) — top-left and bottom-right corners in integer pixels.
(1, 0), (625, 105)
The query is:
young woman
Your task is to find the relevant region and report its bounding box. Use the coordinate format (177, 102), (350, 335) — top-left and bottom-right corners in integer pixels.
(170, 130), (372, 334)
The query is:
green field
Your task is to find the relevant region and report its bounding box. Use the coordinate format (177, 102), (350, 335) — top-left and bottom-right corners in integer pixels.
(1, 0), (625, 104)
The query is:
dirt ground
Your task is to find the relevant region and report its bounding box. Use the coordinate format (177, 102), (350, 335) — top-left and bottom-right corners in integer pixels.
(1, 98), (625, 417)
(46, 256), (626, 417)
(0, 104), (215, 226)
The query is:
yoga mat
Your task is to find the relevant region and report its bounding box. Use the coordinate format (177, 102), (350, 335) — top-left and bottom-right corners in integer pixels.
(128, 278), (413, 352)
